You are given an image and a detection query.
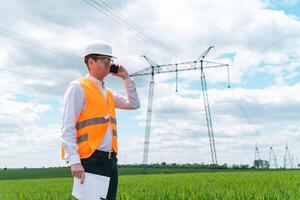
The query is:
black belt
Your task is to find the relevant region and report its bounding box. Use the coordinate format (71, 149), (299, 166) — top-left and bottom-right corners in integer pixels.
(93, 150), (117, 159)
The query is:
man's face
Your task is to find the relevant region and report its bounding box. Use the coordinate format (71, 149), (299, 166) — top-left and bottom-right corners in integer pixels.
(89, 56), (113, 78)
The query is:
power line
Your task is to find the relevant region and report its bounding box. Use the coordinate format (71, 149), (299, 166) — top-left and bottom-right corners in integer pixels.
(229, 87), (263, 137)
(0, 67), (69, 87)
(92, 0), (179, 57)
(98, 0), (178, 56)
(0, 26), (82, 87)
(82, 0), (179, 58)
(1, 0), (181, 88)
(0, 26), (82, 63)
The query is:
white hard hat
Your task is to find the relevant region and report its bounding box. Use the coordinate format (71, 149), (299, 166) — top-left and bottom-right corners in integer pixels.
(83, 40), (116, 58)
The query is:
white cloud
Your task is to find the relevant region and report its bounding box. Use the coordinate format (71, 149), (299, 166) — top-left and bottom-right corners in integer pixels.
(0, 0), (300, 167)
(121, 83), (300, 165)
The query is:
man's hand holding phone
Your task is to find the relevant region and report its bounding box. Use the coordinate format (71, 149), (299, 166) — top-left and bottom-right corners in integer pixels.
(110, 64), (129, 80)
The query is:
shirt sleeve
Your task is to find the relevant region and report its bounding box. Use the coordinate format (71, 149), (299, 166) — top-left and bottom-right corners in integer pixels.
(112, 77), (141, 110)
(61, 82), (85, 166)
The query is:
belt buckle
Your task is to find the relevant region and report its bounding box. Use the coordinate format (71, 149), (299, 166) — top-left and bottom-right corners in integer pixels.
(108, 151), (112, 159)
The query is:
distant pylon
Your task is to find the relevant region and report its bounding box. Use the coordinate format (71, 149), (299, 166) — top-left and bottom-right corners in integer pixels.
(283, 143), (293, 169)
(254, 142), (260, 161)
(268, 146), (278, 169)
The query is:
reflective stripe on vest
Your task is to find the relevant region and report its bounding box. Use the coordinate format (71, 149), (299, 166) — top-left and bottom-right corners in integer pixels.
(76, 117), (117, 130)
(77, 134), (88, 144)
(76, 129), (117, 144)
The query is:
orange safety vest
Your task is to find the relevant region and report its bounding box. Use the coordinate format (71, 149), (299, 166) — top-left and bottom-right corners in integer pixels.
(61, 77), (118, 160)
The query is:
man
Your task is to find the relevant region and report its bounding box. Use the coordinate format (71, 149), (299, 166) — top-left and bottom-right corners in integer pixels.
(61, 40), (140, 200)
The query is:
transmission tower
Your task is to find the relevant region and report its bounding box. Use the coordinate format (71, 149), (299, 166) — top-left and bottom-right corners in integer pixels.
(130, 47), (230, 165)
(199, 47), (218, 164)
(283, 143), (293, 169)
(253, 142), (262, 168)
(268, 146), (278, 169)
(254, 142), (260, 161)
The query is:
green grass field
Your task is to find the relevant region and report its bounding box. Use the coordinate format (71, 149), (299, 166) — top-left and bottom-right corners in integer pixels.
(0, 167), (227, 180)
(0, 169), (299, 200)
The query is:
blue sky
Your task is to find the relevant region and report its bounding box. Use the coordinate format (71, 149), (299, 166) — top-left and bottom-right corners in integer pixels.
(0, 0), (300, 168)
(267, 0), (300, 17)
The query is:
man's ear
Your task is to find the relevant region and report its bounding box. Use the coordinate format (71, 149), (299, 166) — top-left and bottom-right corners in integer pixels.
(88, 57), (94, 66)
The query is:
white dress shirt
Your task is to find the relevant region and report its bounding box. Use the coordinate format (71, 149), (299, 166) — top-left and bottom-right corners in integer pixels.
(61, 74), (140, 166)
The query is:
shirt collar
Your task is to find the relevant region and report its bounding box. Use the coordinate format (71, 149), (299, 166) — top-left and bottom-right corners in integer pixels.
(86, 73), (105, 88)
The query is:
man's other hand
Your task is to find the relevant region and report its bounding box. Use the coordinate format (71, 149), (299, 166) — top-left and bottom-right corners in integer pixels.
(71, 163), (85, 184)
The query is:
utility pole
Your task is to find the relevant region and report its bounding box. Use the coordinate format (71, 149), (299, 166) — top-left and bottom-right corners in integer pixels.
(130, 47), (230, 165)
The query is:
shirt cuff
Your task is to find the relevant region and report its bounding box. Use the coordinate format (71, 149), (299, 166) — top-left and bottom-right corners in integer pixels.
(66, 153), (81, 166)
(123, 77), (135, 88)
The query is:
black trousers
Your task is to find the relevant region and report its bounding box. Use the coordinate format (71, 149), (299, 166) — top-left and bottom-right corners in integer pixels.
(80, 150), (118, 200)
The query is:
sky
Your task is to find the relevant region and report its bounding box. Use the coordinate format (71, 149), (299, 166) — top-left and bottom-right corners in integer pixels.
(0, 0), (299, 168)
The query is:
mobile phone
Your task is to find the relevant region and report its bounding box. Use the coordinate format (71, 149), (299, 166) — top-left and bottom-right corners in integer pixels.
(110, 64), (119, 74)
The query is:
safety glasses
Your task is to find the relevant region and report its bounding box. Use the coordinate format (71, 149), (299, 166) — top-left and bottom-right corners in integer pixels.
(95, 56), (114, 65)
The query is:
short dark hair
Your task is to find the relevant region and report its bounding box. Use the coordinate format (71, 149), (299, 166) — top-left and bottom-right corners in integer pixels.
(84, 54), (101, 70)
